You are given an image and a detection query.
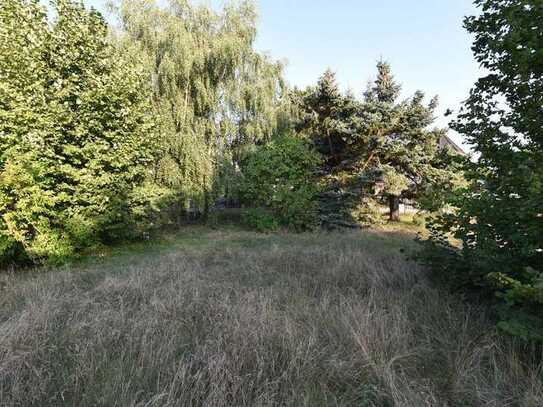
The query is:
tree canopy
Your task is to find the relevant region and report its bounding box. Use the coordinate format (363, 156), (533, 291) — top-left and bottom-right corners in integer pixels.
(295, 62), (458, 226)
(422, 0), (543, 341)
(0, 0), (156, 264)
(116, 0), (288, 211)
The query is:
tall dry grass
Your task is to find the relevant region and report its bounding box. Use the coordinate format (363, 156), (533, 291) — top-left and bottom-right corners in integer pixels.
(0, 229), (541, 406)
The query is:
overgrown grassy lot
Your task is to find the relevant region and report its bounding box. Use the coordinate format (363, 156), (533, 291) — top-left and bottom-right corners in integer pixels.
(0, 227), (541, 406)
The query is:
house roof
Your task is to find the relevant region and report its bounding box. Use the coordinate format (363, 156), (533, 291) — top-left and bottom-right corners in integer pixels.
(439, 134), (466, 155)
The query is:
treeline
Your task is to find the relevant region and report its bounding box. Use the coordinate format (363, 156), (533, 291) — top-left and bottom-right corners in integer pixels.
(1, 0), (459, 265)
(0, 0), (288, 264)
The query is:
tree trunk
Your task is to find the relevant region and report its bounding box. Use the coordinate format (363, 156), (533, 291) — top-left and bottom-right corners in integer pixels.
(202, 174), (209, 221)
(389, 195), (400, 222)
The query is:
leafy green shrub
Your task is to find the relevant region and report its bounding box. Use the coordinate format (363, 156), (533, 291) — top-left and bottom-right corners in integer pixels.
(242, 208), (279, 233)
(420, 216), (543, 342)
(412, 213), (426, 228)
(240, 135), (322, 231)
(126, 184), (182, 235)
(0, 0), (157, 264)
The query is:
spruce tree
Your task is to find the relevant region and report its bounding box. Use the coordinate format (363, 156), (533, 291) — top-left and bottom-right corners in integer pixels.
(360, 62), (453, 221)
(298, 69), (352, 166)
(296, 64), (457, 226)
(367, 61), (402, 104)
(295, 69), (361, 228)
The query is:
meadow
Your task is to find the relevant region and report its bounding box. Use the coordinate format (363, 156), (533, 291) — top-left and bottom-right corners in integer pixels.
(2, 0), (542, 405)
(1, 225), (541, 406)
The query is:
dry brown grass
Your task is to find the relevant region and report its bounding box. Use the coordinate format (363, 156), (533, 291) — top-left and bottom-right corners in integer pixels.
(0, 228), (541, 406)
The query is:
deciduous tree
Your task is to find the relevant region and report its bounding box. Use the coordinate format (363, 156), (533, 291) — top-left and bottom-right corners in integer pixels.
(422, 0), (543, 340)
(0, 0), (156, 264)
(116, 0), (288, 214)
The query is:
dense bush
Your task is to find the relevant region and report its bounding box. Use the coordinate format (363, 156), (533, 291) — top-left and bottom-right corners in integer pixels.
(420, 0), (543, 341)
(240, 135), (321, 231)
(242, 208), (279, 233)
(0, 0), (157, 264)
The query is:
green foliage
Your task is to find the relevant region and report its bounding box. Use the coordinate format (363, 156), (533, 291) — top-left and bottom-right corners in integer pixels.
(380, 165), (410, 196)
(0, 0), (291, 266)
(0, 0), (157, 264)
(421, 0), (543, 341)
(415, 149), (468, 213)
(411, 213), (426, 228)
(295, 64), (460, 226)
(117, 0), (289, 213)
(240, 135), (321, 231)
(242, 208), (279, 233)
(127, 183), (182, 234)
(295, 69), (361, 167)
(360, 63), (460, 221)
(351, 198), (386, 227)
(211, 156), (244, 208)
